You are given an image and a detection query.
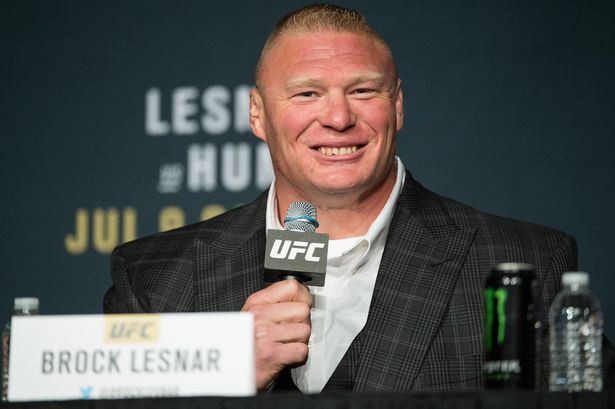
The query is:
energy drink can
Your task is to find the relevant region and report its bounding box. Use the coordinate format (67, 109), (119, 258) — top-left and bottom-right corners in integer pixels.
(484, 262), (542, 389)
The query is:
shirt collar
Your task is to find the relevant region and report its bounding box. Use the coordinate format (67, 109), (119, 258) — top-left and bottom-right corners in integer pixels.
(360, 156), (406, 252)
(265, 156), (406, 249)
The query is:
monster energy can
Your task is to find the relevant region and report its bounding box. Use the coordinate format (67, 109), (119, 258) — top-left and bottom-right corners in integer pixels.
(484, 262), (541, 389)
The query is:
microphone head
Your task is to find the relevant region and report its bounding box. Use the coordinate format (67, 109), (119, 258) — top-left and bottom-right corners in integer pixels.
(284, 201), (319, 233)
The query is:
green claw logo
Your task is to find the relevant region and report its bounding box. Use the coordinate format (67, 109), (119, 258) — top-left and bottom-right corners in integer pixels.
(485, 288), (508, 352)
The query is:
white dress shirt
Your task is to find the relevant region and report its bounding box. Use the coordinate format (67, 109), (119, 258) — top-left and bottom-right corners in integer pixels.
(265, 157), (406, 393)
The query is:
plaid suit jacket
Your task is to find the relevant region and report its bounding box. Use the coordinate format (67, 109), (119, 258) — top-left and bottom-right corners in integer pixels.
(104, 171), (615, 391)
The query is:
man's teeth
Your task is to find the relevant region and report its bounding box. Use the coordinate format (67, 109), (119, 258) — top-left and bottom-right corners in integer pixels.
(317, 146), (358, 156)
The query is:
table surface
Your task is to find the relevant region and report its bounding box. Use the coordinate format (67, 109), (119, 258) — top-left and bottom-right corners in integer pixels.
(1, 391), (613, 409)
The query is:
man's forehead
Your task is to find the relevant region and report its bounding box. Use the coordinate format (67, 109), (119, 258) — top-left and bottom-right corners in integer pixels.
(256, 29), (398, 90)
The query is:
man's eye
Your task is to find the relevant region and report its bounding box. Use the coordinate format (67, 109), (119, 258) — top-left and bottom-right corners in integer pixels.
(296, 91), (316, 98)
(354, 88), (375, 94)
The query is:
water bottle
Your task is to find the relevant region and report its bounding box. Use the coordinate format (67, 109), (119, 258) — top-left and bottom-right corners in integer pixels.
(549, 272), (602, 391)
(2, 297), (40, 401)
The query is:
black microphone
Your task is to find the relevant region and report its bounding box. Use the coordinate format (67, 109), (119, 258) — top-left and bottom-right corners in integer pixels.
(264, 201), (329, 286)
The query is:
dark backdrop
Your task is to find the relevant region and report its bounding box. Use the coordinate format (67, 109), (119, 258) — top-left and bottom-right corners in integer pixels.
(2, 0), (614, 338)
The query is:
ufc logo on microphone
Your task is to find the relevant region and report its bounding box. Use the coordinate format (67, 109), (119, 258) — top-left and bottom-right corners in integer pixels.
(265, 229), (329, 285)
(269, 239), (325, 262)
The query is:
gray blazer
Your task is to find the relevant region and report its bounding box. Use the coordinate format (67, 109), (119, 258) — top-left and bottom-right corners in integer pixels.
(104, 171), (615, 391)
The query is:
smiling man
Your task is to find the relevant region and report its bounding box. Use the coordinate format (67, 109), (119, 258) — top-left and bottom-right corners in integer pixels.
(250, 27), (401, 239)
(105, 4), (615, 393)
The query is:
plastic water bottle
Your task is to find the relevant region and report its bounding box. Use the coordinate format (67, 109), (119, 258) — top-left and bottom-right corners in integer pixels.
(549, 272), (602, 391)
(2, 297), (39, 401)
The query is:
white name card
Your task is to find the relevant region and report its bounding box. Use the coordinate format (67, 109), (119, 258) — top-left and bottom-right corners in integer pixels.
(8, 313), (255, 401)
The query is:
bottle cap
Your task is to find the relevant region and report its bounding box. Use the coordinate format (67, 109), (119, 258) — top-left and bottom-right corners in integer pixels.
(14, 297), (39, 311)
(562, 271), (589, 286)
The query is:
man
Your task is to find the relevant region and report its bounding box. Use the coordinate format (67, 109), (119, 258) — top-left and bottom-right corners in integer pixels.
(104, 4), (614, 393)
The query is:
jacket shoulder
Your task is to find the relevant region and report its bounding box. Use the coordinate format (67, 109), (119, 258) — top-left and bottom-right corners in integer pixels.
(105, 193), (267, 312)
(409, 179), (571, 242)
(440, 190), (572, 244)
(116, 191), (268, 259)
(398, 174), (575, 274)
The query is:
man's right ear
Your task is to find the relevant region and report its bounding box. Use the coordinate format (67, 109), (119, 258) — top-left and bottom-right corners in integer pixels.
(250, 88), (266, 141)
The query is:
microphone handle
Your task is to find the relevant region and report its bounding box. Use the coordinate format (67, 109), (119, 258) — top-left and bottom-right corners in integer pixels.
(278, 273), (311, 283)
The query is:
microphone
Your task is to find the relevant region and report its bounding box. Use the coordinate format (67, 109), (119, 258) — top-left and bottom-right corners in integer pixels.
(264, 201), (329, 286)
(284, 201), (319, 233)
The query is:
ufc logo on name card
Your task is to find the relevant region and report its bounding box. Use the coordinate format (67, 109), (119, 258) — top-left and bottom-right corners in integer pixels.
(104, 314), (160, 344)
(264, 229), (328, 287)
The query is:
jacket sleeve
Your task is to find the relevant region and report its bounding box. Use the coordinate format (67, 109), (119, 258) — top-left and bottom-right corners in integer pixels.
(103, 245), (149, 313)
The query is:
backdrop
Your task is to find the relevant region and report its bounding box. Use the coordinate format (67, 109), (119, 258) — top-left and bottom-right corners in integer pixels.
(2, 0), (614, 338)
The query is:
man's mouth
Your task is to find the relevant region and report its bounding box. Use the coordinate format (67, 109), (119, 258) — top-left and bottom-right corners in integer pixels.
(316, 145), (359, 156)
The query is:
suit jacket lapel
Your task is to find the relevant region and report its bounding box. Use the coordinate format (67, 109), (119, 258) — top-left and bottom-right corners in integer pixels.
(193, 193), (269, 312)
(354, 174), (476, 391)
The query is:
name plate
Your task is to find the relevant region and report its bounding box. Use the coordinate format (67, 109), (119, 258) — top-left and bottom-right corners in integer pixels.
(8, 313), (255, 401)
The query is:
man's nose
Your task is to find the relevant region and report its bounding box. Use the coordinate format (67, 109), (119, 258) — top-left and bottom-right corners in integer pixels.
(319, 92), (356, 131)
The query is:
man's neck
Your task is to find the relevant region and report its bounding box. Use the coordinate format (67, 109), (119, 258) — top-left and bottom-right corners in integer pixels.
(275, 167), (398, 240)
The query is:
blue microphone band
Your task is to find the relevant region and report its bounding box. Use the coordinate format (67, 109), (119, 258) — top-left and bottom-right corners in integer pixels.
(283, 215), (319, 228)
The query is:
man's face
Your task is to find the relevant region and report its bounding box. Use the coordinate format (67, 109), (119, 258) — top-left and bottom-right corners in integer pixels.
(250, 31), (403, 202)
